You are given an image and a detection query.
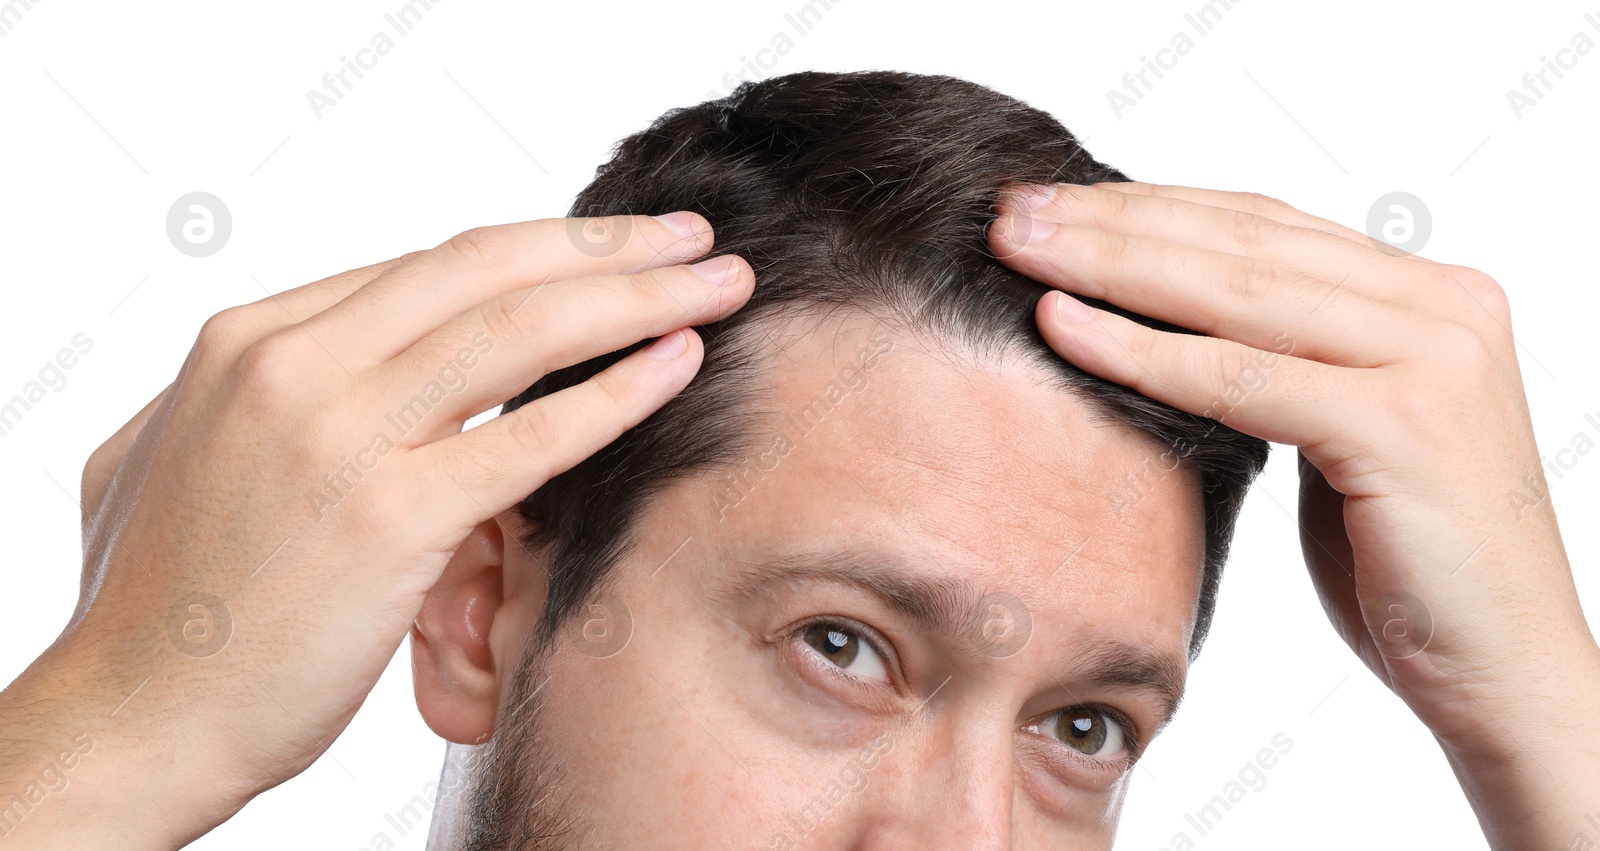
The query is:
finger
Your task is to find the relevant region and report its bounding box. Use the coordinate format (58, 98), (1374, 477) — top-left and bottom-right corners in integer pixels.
(1035, 290), (1357, 448)
(86, 257), (397, 522)
(81, 381), (173, 521)
(305, 212), (716, 366)
(1083, 182), (1376, 247)
(217, 257), (407, 344)
(1091, 182), (1443, 264)
(369, 255), (753, 446)
(1296, 456), (1394, 681)
(417, 327), (704, 529)
(991, 216), (1412, 367)
(997, 183), (1411, 301)
(248, 257), (407, 323)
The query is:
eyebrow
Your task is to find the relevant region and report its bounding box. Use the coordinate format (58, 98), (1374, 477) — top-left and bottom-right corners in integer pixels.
(718, 548), (1188, 727)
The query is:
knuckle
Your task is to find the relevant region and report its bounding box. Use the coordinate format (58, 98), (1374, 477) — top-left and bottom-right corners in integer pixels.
(1228, 209), (1282, 247)
(1428, 321), (1494, 370)
(1226, 257), (1279, 301)
(1209, 345), (1258, 395)
(342, 485), (413, 538)
(445, 226), (508, 269)
(1095, 184), (1132, 219)
(631, 267), (687, 313)
(1386, 385), (1432, 426)
(1154, 238), (1194, 280)
(1444, 265), (1511, 322)
(230, 329), (311, 393)
(436, 451), (503, 508)
(193, 306), (255, 363)
(1090, 230), (1132, 271)
(505, 402), (560, 466)
(395, 248), (430, 268)
(479, 292), (540, 348)
(1239, 191), (1293, 216)
(1122, 330), (1165, 396)
(1224, 344), (1266, 385)
(633, 265), (676, 298)
(592, 366), (638, 412)
(1384, 372), (1448, 426)
(81, 444), (112, 495)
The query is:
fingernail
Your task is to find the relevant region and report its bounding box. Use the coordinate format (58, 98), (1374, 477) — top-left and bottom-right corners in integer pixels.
(1001, 183), (1056, 211)
(647, 329), (689, 361)
(1010, 214), (1056, 246)
(1054, 291), (1092, 325)
(690, 255), (740, 286)
(654, 211), (704, 240)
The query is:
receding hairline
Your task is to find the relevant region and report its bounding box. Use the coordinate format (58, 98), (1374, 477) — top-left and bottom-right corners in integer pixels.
(521, 292), (1209, 637)
(692, 295), (1205, 491)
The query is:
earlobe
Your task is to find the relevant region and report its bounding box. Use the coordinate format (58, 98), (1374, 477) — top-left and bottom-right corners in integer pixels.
(412, 518), (506, 745)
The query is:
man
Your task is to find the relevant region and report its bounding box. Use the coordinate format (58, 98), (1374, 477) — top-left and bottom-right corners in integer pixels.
(420, 71), (1266, 849)
(0, 71), (1595, 850)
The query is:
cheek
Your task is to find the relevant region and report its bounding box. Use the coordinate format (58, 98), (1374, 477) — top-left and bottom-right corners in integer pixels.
(532, 601), (845, 848)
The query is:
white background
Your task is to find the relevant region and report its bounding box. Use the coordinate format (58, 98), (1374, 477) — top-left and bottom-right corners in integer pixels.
(2, 1), (1597, 848)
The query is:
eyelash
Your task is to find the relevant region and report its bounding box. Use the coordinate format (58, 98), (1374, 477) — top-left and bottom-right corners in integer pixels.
(789, 616), (901, 692)
(789, 619), (1147, 769)
(1030, 704), (1142, 777)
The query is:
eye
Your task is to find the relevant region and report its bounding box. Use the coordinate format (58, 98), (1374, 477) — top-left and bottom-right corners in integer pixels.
(799, 622), (889, 683)
(1027, 707), (1130, 760)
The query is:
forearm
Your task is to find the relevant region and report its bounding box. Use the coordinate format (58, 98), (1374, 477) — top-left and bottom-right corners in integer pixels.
(1435, 641), (1600, 851)
(0, 639), (244, 850)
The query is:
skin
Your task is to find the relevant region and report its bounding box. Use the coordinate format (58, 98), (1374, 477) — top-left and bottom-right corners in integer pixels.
(414, 311), (1205, 848)
(0, 212), (751, 848)
(0, 183), (1594, 849)
(992, 182), (1600, 849)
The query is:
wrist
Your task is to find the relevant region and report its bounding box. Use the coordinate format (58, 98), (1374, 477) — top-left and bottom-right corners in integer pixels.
(0, 633), (253, 849)
(1427, 630), (1600, 758)
(1428, 640), (1600, 850)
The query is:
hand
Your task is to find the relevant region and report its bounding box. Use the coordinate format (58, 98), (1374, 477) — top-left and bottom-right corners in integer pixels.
(989, 181), (1600, 849)
(0, 213), (753, 849)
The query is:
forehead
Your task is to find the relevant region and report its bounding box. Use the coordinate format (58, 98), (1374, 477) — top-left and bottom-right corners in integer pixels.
(647, 308), (1206, 652)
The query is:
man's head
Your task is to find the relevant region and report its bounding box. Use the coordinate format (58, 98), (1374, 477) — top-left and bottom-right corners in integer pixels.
(411, 71), (1269, 849)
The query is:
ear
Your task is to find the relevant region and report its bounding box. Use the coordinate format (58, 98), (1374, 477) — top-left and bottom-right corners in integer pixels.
(411, 517), (506, 744)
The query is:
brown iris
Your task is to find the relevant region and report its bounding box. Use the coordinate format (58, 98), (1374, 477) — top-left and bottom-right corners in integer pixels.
(802, 623), (860, 668)
(1056, 708), (1109, 755)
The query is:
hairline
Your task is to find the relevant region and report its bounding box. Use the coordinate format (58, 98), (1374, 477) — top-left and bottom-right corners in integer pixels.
(526, 296), (1212, 656)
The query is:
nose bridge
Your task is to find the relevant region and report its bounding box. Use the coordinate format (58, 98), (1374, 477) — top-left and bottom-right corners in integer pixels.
(854, 714), (1016, 850)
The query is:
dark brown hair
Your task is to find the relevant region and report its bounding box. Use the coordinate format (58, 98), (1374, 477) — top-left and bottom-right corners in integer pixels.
(503, 70), (1269, 659)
